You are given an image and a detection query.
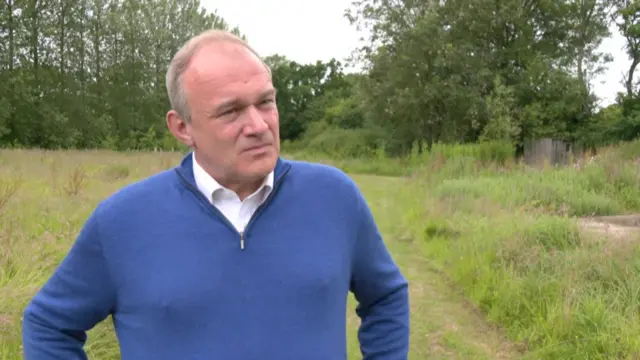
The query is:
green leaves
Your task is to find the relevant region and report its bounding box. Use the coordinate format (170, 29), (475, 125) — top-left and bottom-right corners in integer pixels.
(0, 0), (241, 150)
(346, 0), (614, 153)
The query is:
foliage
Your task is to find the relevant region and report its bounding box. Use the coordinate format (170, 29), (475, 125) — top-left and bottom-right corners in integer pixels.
(343, 0), (615, 154)
(0, 0), (240, 150)
(400, 139), (640, 358)
(4, 1), (640, 358)
(263, 55), (358, 140)
(1, 0), (639, 155)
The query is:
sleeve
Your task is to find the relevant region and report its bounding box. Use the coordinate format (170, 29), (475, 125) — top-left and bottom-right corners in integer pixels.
(349, 186), (410, 360)
(22, 209), (117, 359)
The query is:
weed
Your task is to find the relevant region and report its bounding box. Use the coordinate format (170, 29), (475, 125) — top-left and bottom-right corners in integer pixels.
(0, 177), (21, 215)
(62, 165), (87, 196)
(101, 164), (130, 182)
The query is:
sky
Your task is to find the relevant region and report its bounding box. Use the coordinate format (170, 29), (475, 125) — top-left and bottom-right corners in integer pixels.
(201, 0), (630, 108)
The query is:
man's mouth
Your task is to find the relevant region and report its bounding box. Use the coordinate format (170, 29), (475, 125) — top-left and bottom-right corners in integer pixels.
(244, 143), (270, 152)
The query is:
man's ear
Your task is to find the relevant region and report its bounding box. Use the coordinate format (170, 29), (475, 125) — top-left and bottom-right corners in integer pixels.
(166, 110), (194, 147)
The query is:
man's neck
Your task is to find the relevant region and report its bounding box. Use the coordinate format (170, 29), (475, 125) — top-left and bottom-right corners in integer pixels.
(192, 152), (270, 201)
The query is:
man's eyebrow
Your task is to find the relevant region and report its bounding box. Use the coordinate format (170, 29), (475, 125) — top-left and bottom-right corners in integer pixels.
(260, 88), (277, 98)
(210, 88), (277, 115)
(212, 98), (239, 114)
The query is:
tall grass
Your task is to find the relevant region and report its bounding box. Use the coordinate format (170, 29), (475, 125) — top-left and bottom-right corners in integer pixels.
(283, 139), (517, 177)
(290, 137), (640, 357)
(2, 139), (640, 359)
(0, 149), (180, 359)
(400, 139), (640, 358)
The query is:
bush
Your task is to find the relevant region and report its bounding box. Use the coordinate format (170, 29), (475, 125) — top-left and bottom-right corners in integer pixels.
(300, 122), (387, 158)
(428, 140), (516, 165)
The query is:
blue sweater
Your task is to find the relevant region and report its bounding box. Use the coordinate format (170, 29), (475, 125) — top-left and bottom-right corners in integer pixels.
(22, 154), (410, 359)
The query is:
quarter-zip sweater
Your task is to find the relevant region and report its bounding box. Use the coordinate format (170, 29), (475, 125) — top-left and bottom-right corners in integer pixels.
(22, 153), (410, 360)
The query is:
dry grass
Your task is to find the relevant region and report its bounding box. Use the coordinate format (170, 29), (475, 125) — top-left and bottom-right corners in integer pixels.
(0, 149), (183, 359)
(0, 177), (21, 215)
(7, 142), (640, 359)
(0, 149), (524, 359)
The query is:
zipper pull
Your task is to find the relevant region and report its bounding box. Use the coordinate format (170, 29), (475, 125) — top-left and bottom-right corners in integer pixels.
(240, 231), (245, 250)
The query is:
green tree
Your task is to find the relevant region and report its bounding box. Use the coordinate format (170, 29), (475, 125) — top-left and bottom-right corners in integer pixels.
(345, 0), (614, 154)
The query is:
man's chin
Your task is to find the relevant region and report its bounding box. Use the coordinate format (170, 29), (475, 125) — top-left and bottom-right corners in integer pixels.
(241, 154), (277, 176)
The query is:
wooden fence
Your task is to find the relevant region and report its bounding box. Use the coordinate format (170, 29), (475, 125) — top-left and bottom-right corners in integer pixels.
(523, 138), (585, 167)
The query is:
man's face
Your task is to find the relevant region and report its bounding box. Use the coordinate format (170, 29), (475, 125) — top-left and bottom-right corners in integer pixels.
(172, 42), (280, 188)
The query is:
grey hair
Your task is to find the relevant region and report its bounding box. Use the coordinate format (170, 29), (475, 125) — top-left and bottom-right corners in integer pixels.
(166, 29), (270, 123)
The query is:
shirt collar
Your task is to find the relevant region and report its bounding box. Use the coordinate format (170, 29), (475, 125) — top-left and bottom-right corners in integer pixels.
(192, 152), (274, 202)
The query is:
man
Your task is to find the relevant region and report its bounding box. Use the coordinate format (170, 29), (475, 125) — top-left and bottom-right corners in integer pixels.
(22, 29), (410, 359)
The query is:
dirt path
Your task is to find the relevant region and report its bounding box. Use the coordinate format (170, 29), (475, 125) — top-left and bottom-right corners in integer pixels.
(578, 214), (640, 247)
(349, 174), (525, 359)
(393, 246), (524, 359)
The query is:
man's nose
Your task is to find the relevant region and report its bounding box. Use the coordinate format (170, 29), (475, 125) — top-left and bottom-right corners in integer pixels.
(244, 106), (268, 133)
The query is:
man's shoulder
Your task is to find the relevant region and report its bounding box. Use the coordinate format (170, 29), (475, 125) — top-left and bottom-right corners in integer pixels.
(283, 158), (363, 200)
(285, 159), (356, 187)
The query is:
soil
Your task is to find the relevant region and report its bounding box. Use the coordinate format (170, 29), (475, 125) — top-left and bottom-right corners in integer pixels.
(578, 214), (640, 244)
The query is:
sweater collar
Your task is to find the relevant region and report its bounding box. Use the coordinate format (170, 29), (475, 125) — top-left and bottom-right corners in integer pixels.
(175, 151), (291, 191)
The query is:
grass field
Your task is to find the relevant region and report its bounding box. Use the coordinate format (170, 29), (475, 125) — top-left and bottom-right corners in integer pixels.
(2, 142), (640, 359)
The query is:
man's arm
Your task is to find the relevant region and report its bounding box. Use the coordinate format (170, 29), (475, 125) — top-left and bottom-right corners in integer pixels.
(349, 187), (410, 359)
(22, 210), (117, 359)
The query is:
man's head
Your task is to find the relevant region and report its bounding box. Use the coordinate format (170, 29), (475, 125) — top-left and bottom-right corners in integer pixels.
(166, 30), (280, 198)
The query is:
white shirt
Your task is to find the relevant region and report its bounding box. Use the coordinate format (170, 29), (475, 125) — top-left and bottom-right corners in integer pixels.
(192, 153), (274, 233)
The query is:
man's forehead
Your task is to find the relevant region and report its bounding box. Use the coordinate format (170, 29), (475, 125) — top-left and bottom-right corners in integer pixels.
(184, 43), (268, 86)
(191, 42), (263, 72)
(185, 65), (272, 95)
